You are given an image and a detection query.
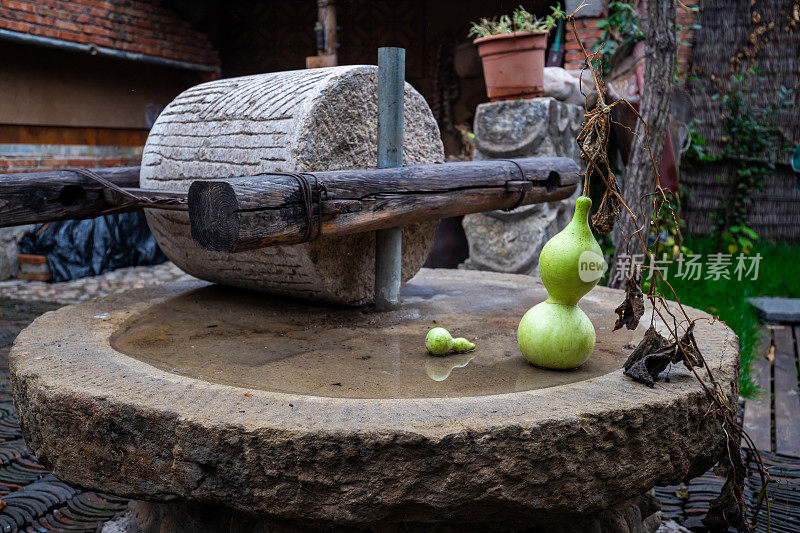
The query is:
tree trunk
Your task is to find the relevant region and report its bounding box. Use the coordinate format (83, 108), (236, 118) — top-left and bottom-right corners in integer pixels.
(609, 0), (677, 288)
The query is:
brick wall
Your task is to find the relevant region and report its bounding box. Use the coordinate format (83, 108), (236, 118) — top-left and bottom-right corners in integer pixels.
(0, 0), (219, 69)
(563, 2), (700, 73)
(0, 146), (141, 174)
(677, 0), (700, 75)
(564, 17), (605, 70)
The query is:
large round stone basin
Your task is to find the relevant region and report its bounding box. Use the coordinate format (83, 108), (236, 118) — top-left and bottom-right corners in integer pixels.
(9, 269), (738, 528)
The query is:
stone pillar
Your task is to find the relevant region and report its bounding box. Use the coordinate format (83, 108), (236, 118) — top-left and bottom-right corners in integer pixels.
(461, 97), (583, 276)
(0, 226), (30, 280)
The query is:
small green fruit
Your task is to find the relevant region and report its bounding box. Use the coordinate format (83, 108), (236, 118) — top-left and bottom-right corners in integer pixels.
(426, 327), (454, 356)
(452, 337), (476, 353)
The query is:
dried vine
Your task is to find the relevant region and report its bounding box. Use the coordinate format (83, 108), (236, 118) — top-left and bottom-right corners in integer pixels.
(569, 4), (770, 531)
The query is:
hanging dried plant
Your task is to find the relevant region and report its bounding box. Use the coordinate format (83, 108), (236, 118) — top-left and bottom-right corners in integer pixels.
(568, 3), (770, 531)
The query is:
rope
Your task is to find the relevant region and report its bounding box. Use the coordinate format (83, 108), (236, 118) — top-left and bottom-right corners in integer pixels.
(254, 172), (327, 243)
(74, 168), (188, 214)
(500, 159), (528, 212)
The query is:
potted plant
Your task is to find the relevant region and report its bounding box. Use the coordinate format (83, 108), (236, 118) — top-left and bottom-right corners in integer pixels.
(469, 4), (565, 101)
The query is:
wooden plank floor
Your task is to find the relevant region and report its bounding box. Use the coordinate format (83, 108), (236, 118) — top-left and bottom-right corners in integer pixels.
(742, 334), (773, 452)
(741, 324), (800, 459)
(656, 326), (800, 531)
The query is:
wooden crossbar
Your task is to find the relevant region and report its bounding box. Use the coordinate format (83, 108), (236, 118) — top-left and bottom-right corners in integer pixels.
(186, 156), (579, 253)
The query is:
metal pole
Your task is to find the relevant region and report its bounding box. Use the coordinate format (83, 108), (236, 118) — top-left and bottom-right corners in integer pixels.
(374, 47), (404, 311)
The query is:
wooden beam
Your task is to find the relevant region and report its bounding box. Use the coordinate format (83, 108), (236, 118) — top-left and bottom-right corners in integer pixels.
(188, 157), (579, 253)
(741, 327), (773, 452)
(0, 166), (143, 227)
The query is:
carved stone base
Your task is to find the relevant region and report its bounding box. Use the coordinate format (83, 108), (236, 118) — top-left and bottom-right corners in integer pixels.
(14, 273), (737, 527)
(107, 492), (661, 533)
(462, 97), (584, 276)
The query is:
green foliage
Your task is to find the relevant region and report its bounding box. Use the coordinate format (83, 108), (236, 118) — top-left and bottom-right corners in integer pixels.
(593, 1), (644, 70)
(662, 237), (800, 399)
(684, 68), (794, 254)
(721, 225), (758, 255)
(468, 4), (564, 38)
(652, 193), (691, 261)
(598, 232), (800, 398)
(683, 118), (714, 164)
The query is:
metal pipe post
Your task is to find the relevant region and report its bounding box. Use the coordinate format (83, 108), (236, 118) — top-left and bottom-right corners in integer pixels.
(374, 47), (404, 311)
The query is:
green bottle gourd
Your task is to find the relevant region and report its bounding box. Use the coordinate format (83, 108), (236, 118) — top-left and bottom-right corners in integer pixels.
(517, 196), (604, 369)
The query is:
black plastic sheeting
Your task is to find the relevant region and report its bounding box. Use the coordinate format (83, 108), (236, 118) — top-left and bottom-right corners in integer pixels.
(18, 213), (167, 282)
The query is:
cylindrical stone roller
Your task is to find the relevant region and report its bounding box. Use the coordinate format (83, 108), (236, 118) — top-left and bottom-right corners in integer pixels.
(140, 66), (444, 305)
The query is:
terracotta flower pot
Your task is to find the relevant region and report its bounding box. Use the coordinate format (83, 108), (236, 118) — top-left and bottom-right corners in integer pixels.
(474, 31), (548, 101)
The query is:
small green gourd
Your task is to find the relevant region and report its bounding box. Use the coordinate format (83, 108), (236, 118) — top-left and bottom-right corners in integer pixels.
(517, 196), (604, 369)
(426, 328), (476, 356)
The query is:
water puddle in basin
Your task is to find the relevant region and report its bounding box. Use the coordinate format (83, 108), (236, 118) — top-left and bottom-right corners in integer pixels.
(112, 277), (638, 399)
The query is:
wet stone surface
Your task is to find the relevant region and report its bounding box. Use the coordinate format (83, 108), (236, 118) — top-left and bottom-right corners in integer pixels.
(112, 281), (631, 399)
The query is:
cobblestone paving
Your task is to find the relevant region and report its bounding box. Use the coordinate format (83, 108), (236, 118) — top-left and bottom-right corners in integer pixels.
(0, 262), (196, 305)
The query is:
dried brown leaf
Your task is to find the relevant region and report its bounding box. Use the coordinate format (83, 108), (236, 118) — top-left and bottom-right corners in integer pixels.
(703, 450), (748, 532)
(766, 343), (775, 365)
(623, 325), (674, 387)
(624, 344), (676, 387)
(591, 190), (622, 235)
(623, 324), (707, 387)
(613, 270), (645, 331)
(623, 325), (669, 371)
(677, 323), (704, 369)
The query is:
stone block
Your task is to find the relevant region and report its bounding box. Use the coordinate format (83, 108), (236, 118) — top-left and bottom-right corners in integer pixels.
(0, 226), (31, 280)
(545, 66), (598, 107)
(12, 270), (738, 528)
(748, 297), (800, 323)
(463, 97), (584, 276)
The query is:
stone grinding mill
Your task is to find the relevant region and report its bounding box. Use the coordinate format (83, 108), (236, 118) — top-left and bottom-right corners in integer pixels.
(3, 50), (739, 532)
